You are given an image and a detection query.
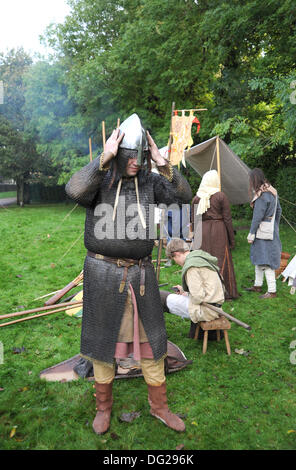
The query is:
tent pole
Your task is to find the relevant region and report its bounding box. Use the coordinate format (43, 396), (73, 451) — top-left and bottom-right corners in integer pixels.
(168, 101), (175, 162)
(216, 136), (221, 191)
(156, 101), (175, 282)
(89, 137), (93, 162)
(102, 121), (106, 150)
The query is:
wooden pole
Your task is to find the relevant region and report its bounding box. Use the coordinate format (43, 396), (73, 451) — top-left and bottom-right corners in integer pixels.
(174, 108), (208, 113)
(102, 121), (106, 150)
(203, 302), (251, 330)
(0, 303), (83, 328)
(89, 137), (93, 161)
(168, 101), (175, 162)
(216, 136), (221, 191)
(0, 300), (83, 321)
(156, 102), (175, 282)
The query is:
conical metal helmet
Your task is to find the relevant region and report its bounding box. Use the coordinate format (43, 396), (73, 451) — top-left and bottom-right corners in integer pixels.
(119, 113), (148, 166)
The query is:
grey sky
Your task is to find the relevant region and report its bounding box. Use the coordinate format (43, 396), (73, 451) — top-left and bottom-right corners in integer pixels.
(0, 0), (71, 56)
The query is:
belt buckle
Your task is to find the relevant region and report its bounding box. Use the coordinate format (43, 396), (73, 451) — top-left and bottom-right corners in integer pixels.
(117, 259), (123, 267)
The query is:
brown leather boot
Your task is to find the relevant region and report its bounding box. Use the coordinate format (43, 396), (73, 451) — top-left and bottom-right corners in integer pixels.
(147, 382), (185, 432)
(92, 381), (113, 435)
(244, 286), (262, 292)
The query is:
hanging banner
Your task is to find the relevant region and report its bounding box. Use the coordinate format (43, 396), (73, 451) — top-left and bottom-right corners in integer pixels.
(170, 110), (201, 167)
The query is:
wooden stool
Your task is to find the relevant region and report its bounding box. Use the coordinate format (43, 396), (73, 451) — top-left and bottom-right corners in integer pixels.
(194, 316), (231, 355)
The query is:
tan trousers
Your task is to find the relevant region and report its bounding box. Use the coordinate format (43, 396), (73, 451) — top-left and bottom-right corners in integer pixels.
(93, 357), (165, 386)
(93, 289), (166, 386)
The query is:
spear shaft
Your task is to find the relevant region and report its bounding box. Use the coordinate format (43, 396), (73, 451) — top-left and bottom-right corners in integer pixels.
(0, 302), (83, 328)
(0, 300), (83, 320)
(203, 302), (251, 330)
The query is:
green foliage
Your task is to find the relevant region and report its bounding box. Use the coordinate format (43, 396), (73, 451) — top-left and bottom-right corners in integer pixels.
(1, 1), (296, 201)
(43, 0), (296, 179)
(24, 61), (90, 184)
(180, 164), (201, 196)
(0, 114), (36, 182)
(0, 50), (36, 184)
(230, 203), (253, 221)
(0, 49), (60, 203)
(276, 167), (296, 225)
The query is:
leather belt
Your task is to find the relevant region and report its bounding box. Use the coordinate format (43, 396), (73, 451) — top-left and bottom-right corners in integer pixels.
(87, 251), (152, 296)
(203, 217), (223, 221)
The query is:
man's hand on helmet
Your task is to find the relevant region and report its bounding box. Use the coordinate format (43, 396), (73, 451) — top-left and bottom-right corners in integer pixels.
(103, 128), (125, 164)
(147, 131), (166, 166)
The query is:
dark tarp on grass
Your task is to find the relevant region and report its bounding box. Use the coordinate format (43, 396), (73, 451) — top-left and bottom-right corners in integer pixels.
(39, 341), (193, 382)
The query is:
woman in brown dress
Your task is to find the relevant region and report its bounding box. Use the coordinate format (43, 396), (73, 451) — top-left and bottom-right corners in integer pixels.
(191, 170), (239, 300)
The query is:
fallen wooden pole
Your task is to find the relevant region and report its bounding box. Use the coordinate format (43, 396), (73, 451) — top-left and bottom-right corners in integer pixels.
(0, 303), (83, 328)
(203, 302), (251, 330)
(0, 300), (83, 321)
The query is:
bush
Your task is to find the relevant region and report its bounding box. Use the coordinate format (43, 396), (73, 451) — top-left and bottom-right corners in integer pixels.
(275, 167), (296, 225)
(230, 203), (252, 220)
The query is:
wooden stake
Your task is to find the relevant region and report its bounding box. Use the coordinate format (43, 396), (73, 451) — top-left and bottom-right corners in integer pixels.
(156, 101), (175, 282)
(0, 303), (83, 328)
(216, 136), (221, 191)
(89, 137), (93, 161)
(168, 101), (176, 162)
(0, 300), (83, 321)
(102, 121), (106, 150)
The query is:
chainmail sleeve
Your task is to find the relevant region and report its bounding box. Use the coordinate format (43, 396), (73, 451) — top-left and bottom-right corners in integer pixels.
(153, 161), (192, 205)
(65, 154), (109, 208)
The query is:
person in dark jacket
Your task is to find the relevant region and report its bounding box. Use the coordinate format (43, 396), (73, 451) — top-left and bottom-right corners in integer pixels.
(246, 168), (282, 299)
(65, 114), (192, 434)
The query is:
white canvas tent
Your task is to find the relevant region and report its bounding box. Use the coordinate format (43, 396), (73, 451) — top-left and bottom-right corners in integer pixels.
(185, 136), (251, 205)
(281, 255), (296, 287)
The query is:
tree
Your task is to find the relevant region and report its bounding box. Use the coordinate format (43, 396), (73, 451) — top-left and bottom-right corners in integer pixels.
(0, 49), (41, 205)
(24, 60), (90, 184)
(196, 0), (296, 179)
(45, 0), (213, 144)
(42, 0), (296, 184)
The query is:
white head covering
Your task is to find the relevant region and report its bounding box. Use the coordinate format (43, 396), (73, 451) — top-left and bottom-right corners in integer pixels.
(196, 170), (220, 215)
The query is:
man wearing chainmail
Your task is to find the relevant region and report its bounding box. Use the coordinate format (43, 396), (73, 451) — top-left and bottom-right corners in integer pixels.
(65, 114), (192, 434)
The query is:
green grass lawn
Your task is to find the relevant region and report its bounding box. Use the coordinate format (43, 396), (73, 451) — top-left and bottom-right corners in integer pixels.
(0, 203), (295, 450)
(0, 191), (17, 199)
